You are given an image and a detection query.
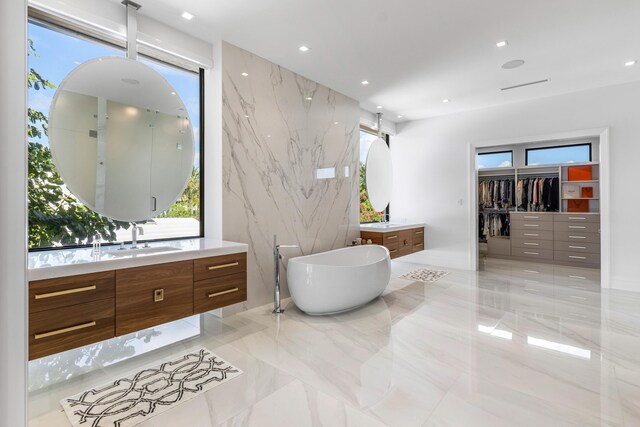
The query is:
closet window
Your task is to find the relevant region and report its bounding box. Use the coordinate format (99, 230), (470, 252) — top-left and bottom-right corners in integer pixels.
(477, 151), (513, 169)
(27, 20), (203, 250)
(526, 143), (591, 166)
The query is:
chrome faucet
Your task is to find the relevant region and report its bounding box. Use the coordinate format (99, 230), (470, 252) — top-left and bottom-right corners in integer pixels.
(131, 224), (144, 249)
(273, 235), (299, 314)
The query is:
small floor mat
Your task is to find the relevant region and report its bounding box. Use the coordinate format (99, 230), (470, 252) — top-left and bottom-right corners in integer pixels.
(399, 268), (449, 283)
(61, 348), (242, 427)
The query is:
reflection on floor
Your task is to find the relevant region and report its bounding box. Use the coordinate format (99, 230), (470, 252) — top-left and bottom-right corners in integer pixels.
(29, 258), (640, 426)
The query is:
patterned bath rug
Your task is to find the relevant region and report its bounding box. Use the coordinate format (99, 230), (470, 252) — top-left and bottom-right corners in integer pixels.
(400, 268), (449, 283)
(61, 348), (242, 427)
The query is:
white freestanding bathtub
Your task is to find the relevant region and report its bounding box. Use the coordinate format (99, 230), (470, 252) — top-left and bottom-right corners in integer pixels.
(287, 245), (391, 315)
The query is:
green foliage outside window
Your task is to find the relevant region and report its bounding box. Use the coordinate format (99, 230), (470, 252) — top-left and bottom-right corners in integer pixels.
(27, 40), (126, 248)
(359, 163), (384, 223)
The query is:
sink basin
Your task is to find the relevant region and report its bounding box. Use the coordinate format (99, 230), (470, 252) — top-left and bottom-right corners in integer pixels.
(361, 223), (401, 229)
(104, 245), (180, 257)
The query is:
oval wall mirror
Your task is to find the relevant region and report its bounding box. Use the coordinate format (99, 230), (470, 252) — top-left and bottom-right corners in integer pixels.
(48, 56), (195, 223)
(365, 137), (393, 212)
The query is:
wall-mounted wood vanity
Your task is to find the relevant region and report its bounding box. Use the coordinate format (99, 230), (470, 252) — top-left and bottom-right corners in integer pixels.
(360, 223), (425, 259)
(28, 239), (247, 360)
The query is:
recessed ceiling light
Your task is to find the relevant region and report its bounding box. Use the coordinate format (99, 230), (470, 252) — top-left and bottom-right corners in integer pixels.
(625, 60), (637, 67)
(376, 105), (383, 109)
(305, 97), (313, 100)
(442, 99), (450, 103)
(170, 91), (176, 95)
(361, 80), (369, 85)
(244, 115), (249, 118)
(181, 11), (194, 20)
(397, 115), (403, 119)
(496, 40), (508, 48)
(502, 59), (525, 69)
(241, 72), (249, 77)
(299, 46), (310, 52)
(334, 121), (339, 125)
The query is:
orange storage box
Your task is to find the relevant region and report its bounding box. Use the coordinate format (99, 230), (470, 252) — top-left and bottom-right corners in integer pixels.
(567, 199), (589, 212)
(567, 166), (592, 181)
(581, 187), (593, 198)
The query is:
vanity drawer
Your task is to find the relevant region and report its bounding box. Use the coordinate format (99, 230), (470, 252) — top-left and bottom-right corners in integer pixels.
(383, 233), (400, 245)
(511, 238), (554, 251)
(511, 220), (554, 231)
(29, 271), (115, 313)
(194, 273), (247, 313)
(398, 230), (413, 257)
(29, 298), (115, 360)
(510, 213), (553, 222)
(554, 231), (600, 244)
(386, 244), (399, 259)
(554, 222), (600, 233)
(361, 231), (382, 245)
(554, 241), (600, 254)
(413, 228), (425, 240)
(510, 229), (554, 241)
(194, 253), (247, 282)
(511, 247), (554, 260)
(116, 261), (194, 336)
(554, 214), (600, 223)
(554, 251), (600, 265)
(413, 241), (425, 252)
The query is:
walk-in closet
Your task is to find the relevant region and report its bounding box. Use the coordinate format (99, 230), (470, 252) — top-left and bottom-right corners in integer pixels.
(477, 138), (601, 269)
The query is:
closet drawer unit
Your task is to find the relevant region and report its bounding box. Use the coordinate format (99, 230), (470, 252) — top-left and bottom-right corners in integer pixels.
(554, 241), (600, 254)
(554, 214), (600, 223)
(510, 229), (554, 241)
(511, 247), (554, 260)
(511, 220), (554, 231)
(29, 298), (115, 360)
(194, 273), (247, 314)
(194, 253), (247, 282)
(487, 237), (511, 256)
(383, 233), (400, 245)
(554, 222), (600, 234)
(554, 231), (600, 244)
(29, 271), (115, 313)
(116, 261), (194, 336)
(511, 238), (554, 251)
(510, 213), (553, 222)
(554, 251), (600, 265)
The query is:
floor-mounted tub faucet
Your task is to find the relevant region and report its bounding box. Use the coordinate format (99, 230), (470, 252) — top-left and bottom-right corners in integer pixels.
(273, 235), (299, 314)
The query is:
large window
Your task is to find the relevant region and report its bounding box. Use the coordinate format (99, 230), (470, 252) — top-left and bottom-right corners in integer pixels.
(477, 151), (513, 169)
(27, 20), (203, 250)
(526, 143), (591, 166)
(359, 128), (389, 223)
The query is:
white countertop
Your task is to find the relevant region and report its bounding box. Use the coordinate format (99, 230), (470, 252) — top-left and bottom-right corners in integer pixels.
(28, 238), (248, 281)
(360, 222), (425, 232)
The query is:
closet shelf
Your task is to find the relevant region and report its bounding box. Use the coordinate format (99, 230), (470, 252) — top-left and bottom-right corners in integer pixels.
(561, 197), (599, 200)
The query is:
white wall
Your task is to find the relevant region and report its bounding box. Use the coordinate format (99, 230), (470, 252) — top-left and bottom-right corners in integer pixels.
(392, 80), (640, 291)
(0, 0), (28, 425)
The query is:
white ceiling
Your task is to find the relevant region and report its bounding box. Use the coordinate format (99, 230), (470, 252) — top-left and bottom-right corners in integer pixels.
(117, 0), (640, 123)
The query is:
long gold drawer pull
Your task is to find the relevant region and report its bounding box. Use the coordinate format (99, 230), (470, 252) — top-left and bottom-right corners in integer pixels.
(569, 235), (586, 239)
(415, 243), (423, 246)
(569, 255), (587, 260)
(389, 249), (397, 253)
(569, 226), (586, 229)
(569, 217), (586, 220)
(569, 245), (587, 249)
(387, 235), (397, 240)
(524, 233), (539, 237)
(524, 252), (539, 255)
(415, 231), (424, 235)
(34, 285), (97, 300)
(208, 262), (239, 271)
(208, 288), (239, 298)
(34, 321), (96, 340)
(524, 216), (539, 219)
(524, 224), (539, 227)
(523, 243), (539, 246)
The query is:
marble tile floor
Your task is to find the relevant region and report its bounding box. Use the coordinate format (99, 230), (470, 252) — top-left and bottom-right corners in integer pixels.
(29, 257), (640, 426)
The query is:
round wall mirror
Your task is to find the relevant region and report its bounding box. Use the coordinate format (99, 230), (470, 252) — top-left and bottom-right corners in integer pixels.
(365, 137), (393, 212)
(48, 56), (195, 223)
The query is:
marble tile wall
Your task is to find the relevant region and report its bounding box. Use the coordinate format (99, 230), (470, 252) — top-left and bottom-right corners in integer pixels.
(221, 42), (360, 309)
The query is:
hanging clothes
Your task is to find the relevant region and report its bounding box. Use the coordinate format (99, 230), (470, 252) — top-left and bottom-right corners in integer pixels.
(478, 178), (515, 210)
(516, 176), (560, 212)
(478, 212), (511, 241)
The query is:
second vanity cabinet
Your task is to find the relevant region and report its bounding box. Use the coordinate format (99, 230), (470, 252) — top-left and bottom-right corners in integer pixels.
(28, 251), (247, 360)
(361, 226), (425, 259)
